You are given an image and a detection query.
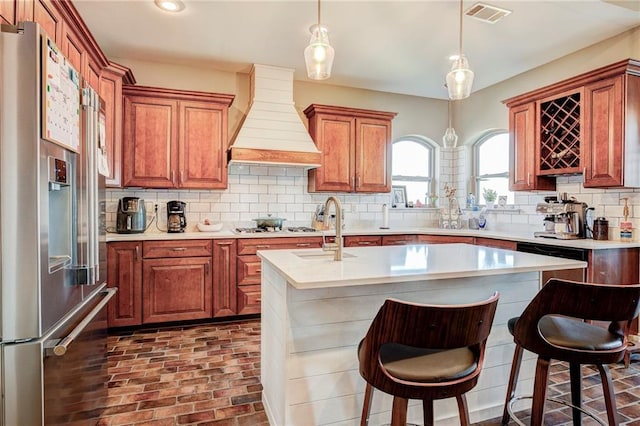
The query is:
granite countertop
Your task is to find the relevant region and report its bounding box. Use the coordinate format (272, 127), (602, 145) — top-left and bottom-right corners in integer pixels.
(257, 243), (588, 289)
(106, 226), (640, 250)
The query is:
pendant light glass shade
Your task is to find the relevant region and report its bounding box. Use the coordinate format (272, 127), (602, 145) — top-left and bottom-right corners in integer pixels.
(446, 0), (474, 100)
(446, 55), (474, 100)
(304, 24), (335, 80)
(442, 100), (458, 148)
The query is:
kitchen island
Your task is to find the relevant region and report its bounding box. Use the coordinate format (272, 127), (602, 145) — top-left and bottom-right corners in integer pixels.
(258, 243), (586, 426)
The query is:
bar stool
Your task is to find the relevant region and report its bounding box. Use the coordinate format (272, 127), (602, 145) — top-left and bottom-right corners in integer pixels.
(357, 292), (499, 426)
(501, 279), (640, 426)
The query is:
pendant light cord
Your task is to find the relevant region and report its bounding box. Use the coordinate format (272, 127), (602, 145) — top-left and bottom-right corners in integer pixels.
(317, 0), (321, 27)
(448, 100), (453, 128)
(458, 0), (463, 57)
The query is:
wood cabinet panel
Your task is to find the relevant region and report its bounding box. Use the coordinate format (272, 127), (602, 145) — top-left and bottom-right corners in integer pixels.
(99, 66), (124, 187)
(142, 257), (212, 323)
(305, 104), (396, 193)
(179, 100), (228, 189)
(16, 0), (32, 22)
(355, 117), (392, 192)
(583, 75), (624, 187)
(237, 284), (261, 315)
(508, 103), (555, 191)
(237, 255), (261, 286)
(213, 239), (237, 317)
(123, 95), (178, 188)
(344, 235), (381, 247)
(237, 237), (322, 255)
(587, 248), (639, 285)
(474, 237), (517, 250)
(381, 235), (419, 246)
(0, 0), (16, 24)
(418, 235), (475, 245)
(84, 55), (101, 91)
(33, 0), (61, 42)
(143, 239), (212, 259)
(60, 22), (83, 74)
(107, 242), (142, 327)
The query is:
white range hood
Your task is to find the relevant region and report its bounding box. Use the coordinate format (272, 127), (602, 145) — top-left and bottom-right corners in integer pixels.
(228, 64), (321, 168)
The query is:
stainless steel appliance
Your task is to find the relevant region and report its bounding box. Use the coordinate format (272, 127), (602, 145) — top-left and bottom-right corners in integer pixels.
(167, 200), (187, 233)
(534, 199), (589, 239)
(0, 22), (116, 425)
(516, 242), (587, 283)
(234, 226), (317, 234)
(116, 196), (147, 233)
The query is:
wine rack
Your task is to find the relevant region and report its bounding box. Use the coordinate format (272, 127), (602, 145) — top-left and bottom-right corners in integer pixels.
(539, 92), (581, 174)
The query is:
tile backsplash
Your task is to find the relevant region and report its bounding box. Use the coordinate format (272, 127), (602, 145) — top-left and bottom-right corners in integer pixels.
(107, 162), (639, 240)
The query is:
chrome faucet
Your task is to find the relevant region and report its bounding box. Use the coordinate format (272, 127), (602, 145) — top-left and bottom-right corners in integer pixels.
(322, 196), (343, 261)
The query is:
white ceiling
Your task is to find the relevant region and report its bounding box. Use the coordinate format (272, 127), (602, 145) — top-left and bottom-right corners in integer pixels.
(73, 0), (640, 99)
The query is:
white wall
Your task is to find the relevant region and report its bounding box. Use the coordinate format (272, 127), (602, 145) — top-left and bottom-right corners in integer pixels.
(108, 26), (640, 239)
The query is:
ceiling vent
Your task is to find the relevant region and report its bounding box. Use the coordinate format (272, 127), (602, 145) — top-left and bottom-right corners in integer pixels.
(465, 2), (512, 24)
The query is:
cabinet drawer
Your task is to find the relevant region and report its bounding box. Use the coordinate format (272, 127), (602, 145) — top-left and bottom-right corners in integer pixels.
(474, 237), (517, 250)
(143, 240), (212, 258)
(237, 284), (261, 315)
(237, 255), (261, 286)
(237, 237), (322, 255)
(381, 235), (419, 246)
(418, 235), (475, 245)
(345, 235), (381, 247)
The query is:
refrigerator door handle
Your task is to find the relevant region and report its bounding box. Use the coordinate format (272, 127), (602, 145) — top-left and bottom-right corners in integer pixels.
(44, 288), (117, 357)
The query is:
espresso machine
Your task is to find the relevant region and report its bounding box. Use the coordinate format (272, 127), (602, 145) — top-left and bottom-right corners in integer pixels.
(167, 201), (187, 233)
(534, 196), (589, 239)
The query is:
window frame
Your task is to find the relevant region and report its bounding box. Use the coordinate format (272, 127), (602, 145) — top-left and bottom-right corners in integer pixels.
(472, 130), (510, 202)
(391, 135), (438, 204)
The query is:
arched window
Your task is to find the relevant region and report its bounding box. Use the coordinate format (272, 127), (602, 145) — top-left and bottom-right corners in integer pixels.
(391, 136), (437, 206)
(473, 131), (513, 204)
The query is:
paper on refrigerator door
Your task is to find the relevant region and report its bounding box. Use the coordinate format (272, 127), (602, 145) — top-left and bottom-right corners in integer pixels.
(97, 112), (110, 176)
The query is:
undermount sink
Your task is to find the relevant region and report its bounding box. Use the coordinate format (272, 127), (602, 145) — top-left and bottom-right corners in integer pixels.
(293, 251), (356, 260)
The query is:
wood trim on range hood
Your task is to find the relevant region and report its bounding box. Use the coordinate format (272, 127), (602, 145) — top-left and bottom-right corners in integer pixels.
(228, 64), (321, 168)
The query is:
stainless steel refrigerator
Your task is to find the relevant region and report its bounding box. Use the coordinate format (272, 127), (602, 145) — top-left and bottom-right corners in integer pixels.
(0, 22), (116, 425)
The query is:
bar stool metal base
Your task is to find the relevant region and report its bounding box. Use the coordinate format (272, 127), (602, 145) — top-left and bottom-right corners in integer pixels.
(505, 395), (607, 426)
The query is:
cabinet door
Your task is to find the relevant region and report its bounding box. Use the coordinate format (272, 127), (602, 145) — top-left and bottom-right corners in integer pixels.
(33, 0), (61, 42)
(179, 100), (228, 189)
(237, 255), (261, 286)
(142, 257), (212, 323)
(509, 103), (555, 191)
(213, 239), (237, 317)
(0, 0), (16, 24)
(586, 248), (639, 285)
(355, 117), (392, 193)
(308, 114), (355, 192)
(84, 55), (101, 91)
(60, 22), (83, 76)
(237, 284), (261, 315)
(107, 242), (142, 327)
(99, 67), (124, 187)
(123, 95), (178, 188)
(583, 75), (624, 187)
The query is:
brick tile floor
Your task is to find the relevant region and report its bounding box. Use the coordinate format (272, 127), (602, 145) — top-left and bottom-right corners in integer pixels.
(99, 319), (640, 425)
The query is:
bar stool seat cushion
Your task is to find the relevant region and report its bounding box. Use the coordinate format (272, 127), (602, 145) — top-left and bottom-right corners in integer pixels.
(538, 316), (623, 351)
(376, 344), (477, 382)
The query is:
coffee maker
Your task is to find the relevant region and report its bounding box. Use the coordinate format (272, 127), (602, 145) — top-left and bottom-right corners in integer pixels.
(116, 197), (147, 233)
(167, 201), (187, 233)
(534, 196), (589, 239)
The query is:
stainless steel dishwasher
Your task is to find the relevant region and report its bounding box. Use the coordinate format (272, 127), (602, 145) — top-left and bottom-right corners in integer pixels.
(516, 241), (588, 284)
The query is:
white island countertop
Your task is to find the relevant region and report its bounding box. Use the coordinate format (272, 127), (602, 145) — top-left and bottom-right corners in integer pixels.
(257, 243), (587, 290)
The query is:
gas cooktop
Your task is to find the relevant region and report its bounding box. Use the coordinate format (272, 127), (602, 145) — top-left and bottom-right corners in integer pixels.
(233, 226), (318, 234)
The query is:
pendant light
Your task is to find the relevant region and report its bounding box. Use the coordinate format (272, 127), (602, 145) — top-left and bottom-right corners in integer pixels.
(446, 0), (474, 100)
(304, 0), (335, 80)
(442, 99), (458, 148)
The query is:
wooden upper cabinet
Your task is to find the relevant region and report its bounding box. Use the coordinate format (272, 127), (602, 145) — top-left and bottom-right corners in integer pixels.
(509, 102), (554, 191)
(0, 0), (16, 24)
(100, 63), (134, 188)
(583, 74), (640, 188)
(123, 93), (178, 188)
(305, 104), (396, 193)
(33, 0), (61, 42)
(122, 85), (234, 189)
(505, 59), (640, 190)
(60, 21), (83, 74)
(179, 100), (228, 189)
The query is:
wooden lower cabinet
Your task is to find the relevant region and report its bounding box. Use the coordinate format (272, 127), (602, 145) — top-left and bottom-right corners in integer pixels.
(382, 234), (419, 246)
(418, 235), (475, 245)
(213, 239), (237, 317)
(587, 247), (639, 285)
(474, 237), (517, 250)
(107, 241), (142, 327)
(142, 257), (212, 324)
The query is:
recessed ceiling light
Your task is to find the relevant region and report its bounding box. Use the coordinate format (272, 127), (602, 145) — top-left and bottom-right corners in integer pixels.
(154, 0), (185, 13)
